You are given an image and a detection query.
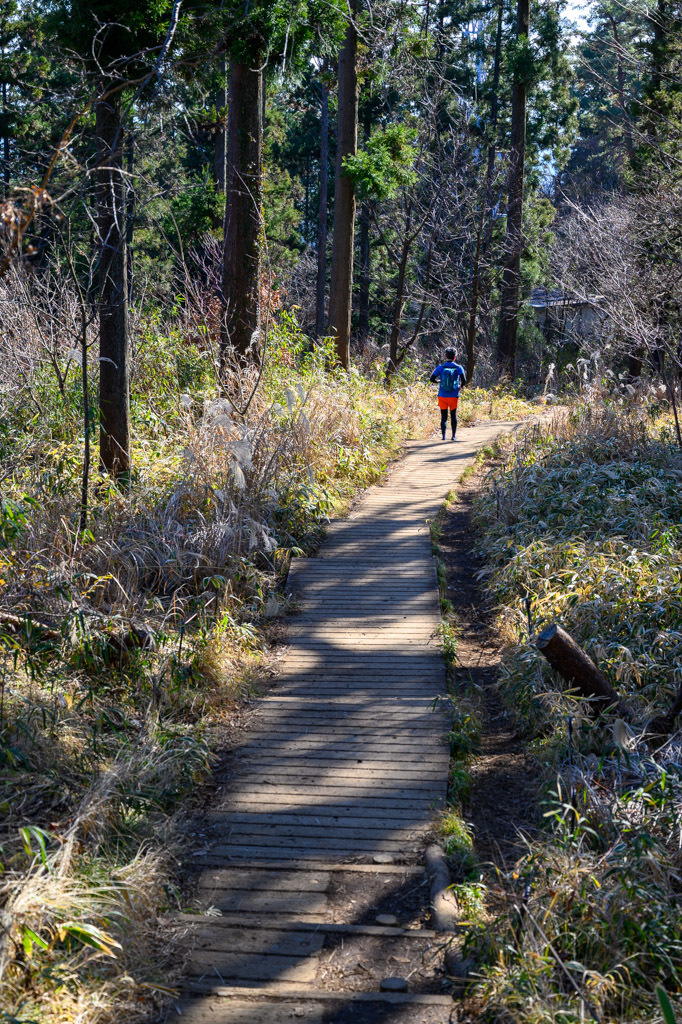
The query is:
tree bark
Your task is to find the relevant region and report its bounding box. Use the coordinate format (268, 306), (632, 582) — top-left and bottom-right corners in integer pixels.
(357, 96), (372, 348)
(465, 0), (503, 378)
(213, 54), (227, 195)
(327, 3), (358, 369)
(357, 201), (370, 346)
(607, 15), (634, 158)
(387, 202), (413, 376)
(125, 134), (135, 305)
(2, 78), (9, 194)
(466, 219), (483, 384)
(535, 624), (626, 714)
(315, 75), (329, 340)
(496, 0), (529, 377)
(486, 0), (504, 187)
(222, 48), (263, 365)
(96, 90), (131, 480)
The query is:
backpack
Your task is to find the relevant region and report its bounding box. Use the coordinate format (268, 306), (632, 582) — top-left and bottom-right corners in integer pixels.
(441, 366), (459, 392)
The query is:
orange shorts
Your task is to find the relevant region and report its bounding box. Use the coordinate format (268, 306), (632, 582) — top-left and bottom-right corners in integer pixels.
(438, 397), (459, 410)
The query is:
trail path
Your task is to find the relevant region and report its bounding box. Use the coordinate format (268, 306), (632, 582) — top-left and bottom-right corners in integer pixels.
(171, 421), (527, 1024)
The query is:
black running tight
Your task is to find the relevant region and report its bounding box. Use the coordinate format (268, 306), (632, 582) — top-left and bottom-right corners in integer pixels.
(440, 407), (457, 437)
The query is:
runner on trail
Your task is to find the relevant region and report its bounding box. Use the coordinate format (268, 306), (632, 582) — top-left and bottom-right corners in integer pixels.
(430, 348), (467, 440)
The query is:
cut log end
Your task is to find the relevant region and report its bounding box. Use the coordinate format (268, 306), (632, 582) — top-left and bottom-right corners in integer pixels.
(534, 623), (626, 716)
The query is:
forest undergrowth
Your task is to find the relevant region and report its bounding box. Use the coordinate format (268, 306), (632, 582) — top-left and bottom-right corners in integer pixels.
(462, 401), (682, 1024)
(0, 303), (533, 1023)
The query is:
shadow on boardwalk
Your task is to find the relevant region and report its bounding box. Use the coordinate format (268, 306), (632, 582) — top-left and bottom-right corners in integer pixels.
(164, 422), (537, 1024)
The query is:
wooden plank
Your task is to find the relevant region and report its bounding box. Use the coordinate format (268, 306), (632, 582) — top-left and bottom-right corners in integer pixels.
(187, 927), (325, 956)
(213, 802), (440, 819)
(194, 860), (424, 874)
(173, 999), (324, 1023)
(196, 869), (330, 892)
(207, 813), (433, 831)
(229, 781), (446, 797)
(205, 836), (423, 855)
(187, 951), (319, 983)
(246, 729), (447, 740)
(210, 822), (427, 842)
(218, 795), (444, 811)
(181, 985), (455, 1005)
(250, 718), (446, 727)
(195, 891), (328, 915)
(242, 748), (449, 764)
(202, 846), (420, 863)
(256, 696), (441, 703)
(173, 913), (438, 938)
(238, 762), (445, 778)
(251, 712), (447, 722)
(240, 744), (449, 758)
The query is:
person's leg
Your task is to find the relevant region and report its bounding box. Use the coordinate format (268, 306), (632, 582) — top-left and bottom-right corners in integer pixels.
(450, 407), (458, 438)
(440, 407), (448, 439)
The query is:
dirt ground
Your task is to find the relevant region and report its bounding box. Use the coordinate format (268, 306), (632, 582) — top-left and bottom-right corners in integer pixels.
(438, 472), (540, 871)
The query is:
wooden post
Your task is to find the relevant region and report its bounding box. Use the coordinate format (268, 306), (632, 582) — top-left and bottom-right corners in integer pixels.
(535, 624), (626, 714)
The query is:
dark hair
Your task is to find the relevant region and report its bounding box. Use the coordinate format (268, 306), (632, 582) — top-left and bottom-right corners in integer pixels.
(445, 347), (455, 359)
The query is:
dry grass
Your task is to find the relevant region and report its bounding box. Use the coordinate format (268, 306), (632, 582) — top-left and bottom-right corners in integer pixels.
(0, 278), (533, 1020)
(0, 308), (439, 1021)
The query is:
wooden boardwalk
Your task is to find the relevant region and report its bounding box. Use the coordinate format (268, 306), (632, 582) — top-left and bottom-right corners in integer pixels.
(171, 422), (522, 1024)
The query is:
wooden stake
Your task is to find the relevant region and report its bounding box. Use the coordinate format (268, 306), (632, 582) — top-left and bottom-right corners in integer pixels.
(535, 624), (626, 715)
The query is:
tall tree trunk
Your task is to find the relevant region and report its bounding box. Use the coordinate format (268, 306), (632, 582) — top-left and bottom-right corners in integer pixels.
(358, 202), (370, 346)
(466, 220), (483, 383)
(486, 0), (504, 186)
(213, 54), (227, 195)
(328, 3), (358, 369)
(496, 0), (530, 377)
(607, 15), (634, 158)
(96, 90), (131, 480)
(357, 98), (372, 347)
(222, 48), (263, 365)
(387, 202), (413, 376)
(125, 135), (135, 305)
(315, 75), (329, 339)
(2, 78), (9, 194)
(305, 156), (310, 243)
(467, 0), (504, 383)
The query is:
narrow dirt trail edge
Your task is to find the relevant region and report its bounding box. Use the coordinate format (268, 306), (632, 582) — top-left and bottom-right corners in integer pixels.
(166, 421), (538, 1024)
(439, 475), (540, 870)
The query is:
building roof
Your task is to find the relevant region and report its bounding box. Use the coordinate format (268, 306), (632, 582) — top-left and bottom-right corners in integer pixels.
(531, 287), (603, 309)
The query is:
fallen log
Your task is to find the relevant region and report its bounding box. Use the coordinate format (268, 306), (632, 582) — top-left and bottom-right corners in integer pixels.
(535, 624), (627, 716)
(0, 611), (155, 657)
(424, 844), (474, 980)
(0, 610), (61, 641)
(425, 844), (458, 933)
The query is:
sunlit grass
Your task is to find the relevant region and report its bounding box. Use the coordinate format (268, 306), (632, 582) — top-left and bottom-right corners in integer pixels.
(0, 307), (534, 1021)
(469, 402), (682, 1024)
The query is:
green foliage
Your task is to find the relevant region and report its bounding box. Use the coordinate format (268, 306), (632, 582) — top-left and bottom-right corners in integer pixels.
(163, 176), (224, 244)
(52, 0), (175, 65)
(658, 987), (678, 1024)
(438, 811), (479, 879)
(343, 124), (417, 201)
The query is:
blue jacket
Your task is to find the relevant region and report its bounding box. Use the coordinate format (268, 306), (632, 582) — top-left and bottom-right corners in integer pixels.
(430, 361), (466, 398)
